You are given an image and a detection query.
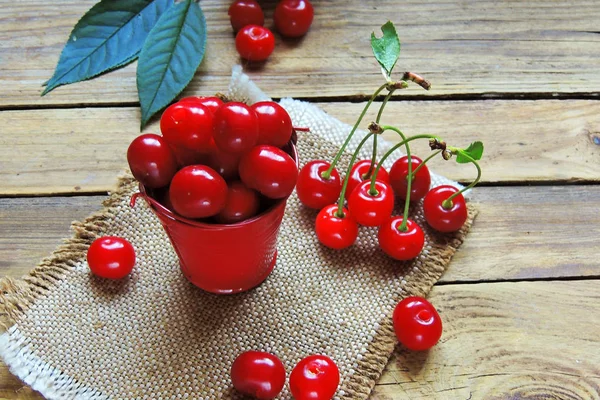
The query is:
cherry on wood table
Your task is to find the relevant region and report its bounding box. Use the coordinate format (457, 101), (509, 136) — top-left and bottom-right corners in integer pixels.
(1, 1), (599, 399)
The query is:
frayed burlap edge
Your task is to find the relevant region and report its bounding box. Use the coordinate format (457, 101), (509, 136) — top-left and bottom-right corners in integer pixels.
(340, 206), (478, 399)
(0, 173), (478, 399)
(0, 175), (137, 331)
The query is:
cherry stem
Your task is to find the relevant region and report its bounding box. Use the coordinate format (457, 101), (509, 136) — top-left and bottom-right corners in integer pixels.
(322, 83), (388, 179)
(367, 88), (397, 177)
(409, 149), (442, 179)
(372, 128), (442, 231)
(293, 126), (311, 132)
(443, 150), (482, 209)
(335, 132), (375, 218)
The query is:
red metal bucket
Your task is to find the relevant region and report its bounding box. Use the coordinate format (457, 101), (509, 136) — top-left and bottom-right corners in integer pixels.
(132, 141), (298, 295)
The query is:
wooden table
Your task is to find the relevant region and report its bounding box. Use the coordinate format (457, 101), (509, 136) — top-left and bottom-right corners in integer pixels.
(1, 0), (599, 398)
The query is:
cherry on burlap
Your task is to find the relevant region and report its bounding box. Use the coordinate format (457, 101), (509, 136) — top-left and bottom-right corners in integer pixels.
(0, 67), (476, 399)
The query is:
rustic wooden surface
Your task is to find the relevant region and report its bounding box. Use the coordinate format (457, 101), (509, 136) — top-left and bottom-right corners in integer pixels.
(1, 0), (599, 398)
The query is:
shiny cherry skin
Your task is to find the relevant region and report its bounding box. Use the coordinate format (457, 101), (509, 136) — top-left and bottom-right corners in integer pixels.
(239, 145), (298, 199)
(378, 217), (425, 260)
(213, 102), (259, 154)
(169, 165), (228, 219)
(235, 25), (275, 62)
(296, 160), (342, 210)
(228, 0), (264, 32)
(274, 0), (314, 38)
(178, 96), (224, 114)
(346, 160), (390, 199)
(87, 236), (136, 279)
(347, 180), (395, 227)
(393, 296), (443, 351)
(389, 155), (431, 202)
(127, 133), (178, 189)
(160, 102), (214, 153)
(205, 140), (242, 181)
(216, 181), (260, 224)
(230, 351), (286, 400)
(315, 205), (358, 250)
(251, 101), (293, 147)
(423, 185), (468, 232)
(289, 354), (340, 400)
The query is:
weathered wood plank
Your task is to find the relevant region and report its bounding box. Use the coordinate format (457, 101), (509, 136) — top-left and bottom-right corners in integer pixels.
(374, 281), (600, 399)
(2, 281), (599, 398)
(443, 186), (600, 282)
(1, 0), (599, 107)
(1, 100), (599, 195)
(1, 186), (598, 285)
(0, 196), (105, 278)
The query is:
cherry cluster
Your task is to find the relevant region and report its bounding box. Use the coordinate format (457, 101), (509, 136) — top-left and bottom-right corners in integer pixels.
(296, 81), (480, 261)
(126, 96), (298, 224)
(229, 0), (314, 62)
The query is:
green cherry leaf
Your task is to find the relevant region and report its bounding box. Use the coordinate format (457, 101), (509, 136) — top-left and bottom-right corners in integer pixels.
(137, 0), (206, 128)
(42, 0), (174, 96)
(370, 21), (401, 79)
(455, 141), (484, 164)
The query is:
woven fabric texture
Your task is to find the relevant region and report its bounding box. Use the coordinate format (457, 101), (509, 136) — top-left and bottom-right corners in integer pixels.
(0, 67), (476, 400)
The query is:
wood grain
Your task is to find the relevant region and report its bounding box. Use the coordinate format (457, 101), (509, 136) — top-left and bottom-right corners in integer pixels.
(2, 280), (599, 398)
(1, 0), (599, 107)
(1, 186), (598, 285)
(2, 99), (599, 196)
(0, 196), (105, 278)
(374, 281), (600, 399)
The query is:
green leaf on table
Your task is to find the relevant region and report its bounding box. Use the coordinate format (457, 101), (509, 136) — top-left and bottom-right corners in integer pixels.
(137, 0), (206, 128)
(370, 21), (401, 79)
(455, 141), (484, 164)
(42, 0), (174, 96)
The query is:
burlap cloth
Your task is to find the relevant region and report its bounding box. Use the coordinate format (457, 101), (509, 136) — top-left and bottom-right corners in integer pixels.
(0, 66), (477, 399)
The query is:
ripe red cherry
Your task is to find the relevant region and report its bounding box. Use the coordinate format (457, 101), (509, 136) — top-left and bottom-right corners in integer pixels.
(228, 0), (264, 32)
(216, 181), (260, 224)
(378, 217), (425, 260)
(289, 354), (340, 400)
(230, 351), (285, 400)
(274, 0), (314, 38)
(213, 102), (259, 154)
(169, 165), (228, 219)
(205, 140), (242, 181)
(251, 101), (293, 147)
(423, 185), (468, 232)
(389, 155), (431, 202)
(239, 145), (298, 199)
(178, 96), (224, 114)
(347, 180), (395, 227)
(296, 160), (342, 210)
(315, 205), (358, 250)
(393, 296), (443, 351)
(160, 102), (214, 153)
(127, 133), (178, 189)
(87, 236), (136, 279)
(235, 25), (275, 62)
(346, 160), (390, 199)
